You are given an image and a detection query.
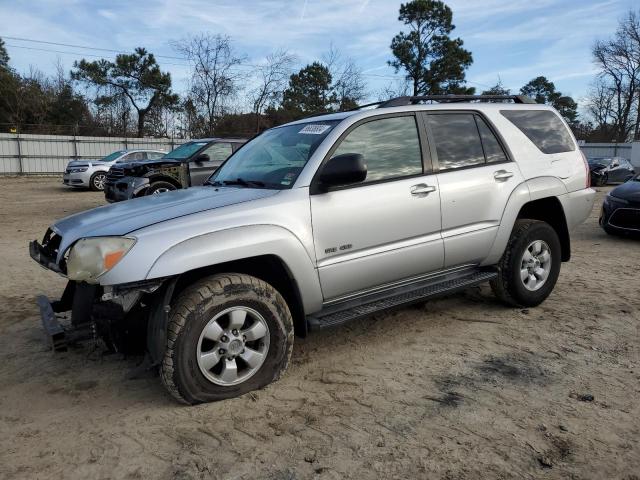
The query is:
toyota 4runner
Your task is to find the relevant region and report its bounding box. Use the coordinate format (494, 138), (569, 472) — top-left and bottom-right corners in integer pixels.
(30, 95), (595, 404)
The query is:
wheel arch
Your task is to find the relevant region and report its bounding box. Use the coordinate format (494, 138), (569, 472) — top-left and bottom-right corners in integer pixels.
(147, 175), (182, 189)
(516, 197), (570, 262)
(482, 177), (571, 265)
(170, 255), (308, 338)
(140, 225), (323, 332)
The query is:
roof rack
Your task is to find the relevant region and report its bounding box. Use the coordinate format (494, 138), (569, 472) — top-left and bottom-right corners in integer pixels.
(348, 95), (537, 112)
(378, 95), (536, 108)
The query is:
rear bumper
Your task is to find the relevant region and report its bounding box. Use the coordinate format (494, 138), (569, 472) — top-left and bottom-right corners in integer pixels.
(104, 176), (150, 203)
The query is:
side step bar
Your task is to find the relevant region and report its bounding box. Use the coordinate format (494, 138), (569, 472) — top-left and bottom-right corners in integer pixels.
(307, 269), (497, 330)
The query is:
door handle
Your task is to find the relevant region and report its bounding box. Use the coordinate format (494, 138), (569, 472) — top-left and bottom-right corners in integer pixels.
(494, 170), (514, 181)
(410, 183), (436, 196)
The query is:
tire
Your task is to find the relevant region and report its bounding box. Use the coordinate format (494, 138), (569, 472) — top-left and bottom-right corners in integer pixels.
(491, 220), (562, 308)
(160, 273), (294, 404)
(147, 181), (177, 195)
(89, 171), (107, 191)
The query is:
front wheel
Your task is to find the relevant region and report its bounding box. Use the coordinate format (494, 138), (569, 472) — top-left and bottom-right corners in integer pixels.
(89, 171), (107, 191)
(491, 220), (561, 307)
(147, 181), (177, 195)
(160, 274), (294, 404)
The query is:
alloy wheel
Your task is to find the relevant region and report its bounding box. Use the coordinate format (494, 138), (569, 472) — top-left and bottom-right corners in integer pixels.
(520, 240), (552, 291)
(196, 307), (270, 386)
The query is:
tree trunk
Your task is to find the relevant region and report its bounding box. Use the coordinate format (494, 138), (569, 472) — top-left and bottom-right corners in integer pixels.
(137, 110), (145, 138)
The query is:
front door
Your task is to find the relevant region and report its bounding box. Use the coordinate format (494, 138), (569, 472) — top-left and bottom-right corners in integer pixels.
(189, 142), (233, 186)
(425, 112), (524, 267)
(310, 114), (444, 301)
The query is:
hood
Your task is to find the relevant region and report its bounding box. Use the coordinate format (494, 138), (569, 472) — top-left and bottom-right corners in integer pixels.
(115, 158), (182, 175)
(67, 160), (92, 168)
(610, 178), (640, 203)
(52, 186), (279, 260)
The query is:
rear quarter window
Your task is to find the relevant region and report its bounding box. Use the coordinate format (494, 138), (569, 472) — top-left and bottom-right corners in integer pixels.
(501, 110), (575, 154)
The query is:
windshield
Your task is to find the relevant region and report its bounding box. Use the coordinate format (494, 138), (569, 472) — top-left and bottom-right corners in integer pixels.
(208, 120), (339, 189)
(97, 151), (126, 162)
(164, 141), (209, 159)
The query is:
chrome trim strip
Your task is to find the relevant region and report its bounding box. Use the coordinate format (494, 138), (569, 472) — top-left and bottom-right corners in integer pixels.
(322, 264), (477, 306)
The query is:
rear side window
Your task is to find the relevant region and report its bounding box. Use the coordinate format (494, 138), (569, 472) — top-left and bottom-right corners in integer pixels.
(427, 114), (485, 170)
(475, 116), (508, 164)
(501, 110), (575, 154)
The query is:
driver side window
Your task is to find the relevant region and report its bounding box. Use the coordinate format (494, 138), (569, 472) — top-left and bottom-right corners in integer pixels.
(331, 116), (423, 183)
(201, 143), (233, 162)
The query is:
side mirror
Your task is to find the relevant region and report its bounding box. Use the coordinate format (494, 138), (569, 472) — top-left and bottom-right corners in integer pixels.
(195, 153), (210, 163)
(316, 153), (367, 191)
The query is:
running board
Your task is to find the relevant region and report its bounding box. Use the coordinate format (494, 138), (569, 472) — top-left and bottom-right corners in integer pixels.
(307, 269), (497, 330)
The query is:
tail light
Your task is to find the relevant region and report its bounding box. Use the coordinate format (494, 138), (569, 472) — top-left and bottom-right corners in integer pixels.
(580, 151), (590, 188)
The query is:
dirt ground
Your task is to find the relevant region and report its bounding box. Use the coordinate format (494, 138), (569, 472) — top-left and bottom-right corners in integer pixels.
(0, 177), (638, 480)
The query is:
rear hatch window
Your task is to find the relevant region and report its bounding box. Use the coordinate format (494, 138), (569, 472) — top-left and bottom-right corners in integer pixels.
(501, 110), (575, 154)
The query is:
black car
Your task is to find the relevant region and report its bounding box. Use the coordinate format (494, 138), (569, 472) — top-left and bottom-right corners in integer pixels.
(104, 138), (246, 202)
(588, 156), (635, 186)
(600, 173), (640, 235)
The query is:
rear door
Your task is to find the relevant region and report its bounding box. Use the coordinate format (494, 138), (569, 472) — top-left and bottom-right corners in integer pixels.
(189, 142), (233, 186)
(425, 111), (524, 268)
(310, 113), (444, 300)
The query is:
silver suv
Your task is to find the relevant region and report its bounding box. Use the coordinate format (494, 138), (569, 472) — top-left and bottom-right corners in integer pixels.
(31, 95), (595, 404)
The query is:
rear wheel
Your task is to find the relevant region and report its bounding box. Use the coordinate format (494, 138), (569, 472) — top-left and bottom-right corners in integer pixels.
(160, 273), (294, 404)
(147, 181), (177, 195)
(89, 171), (107, 191)
(491, 220), (561, 307)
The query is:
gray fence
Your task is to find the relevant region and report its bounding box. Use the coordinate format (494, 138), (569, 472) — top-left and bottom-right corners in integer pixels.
(0, 133), (188, 175)
(579, 143), (632, 160)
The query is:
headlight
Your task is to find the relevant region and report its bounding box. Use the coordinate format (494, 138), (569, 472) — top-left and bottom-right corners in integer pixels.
(69, 167), (88, 173)
(66, 237), (136, 283)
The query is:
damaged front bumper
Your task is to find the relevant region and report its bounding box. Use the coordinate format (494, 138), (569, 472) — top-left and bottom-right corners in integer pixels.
(34, 278), (165, 353)
(104, 176), (150, 203)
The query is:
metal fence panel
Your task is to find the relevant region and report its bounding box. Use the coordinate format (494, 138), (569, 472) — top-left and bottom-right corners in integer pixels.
(579, 143), (632, 160)
(0, 133), (187, 175)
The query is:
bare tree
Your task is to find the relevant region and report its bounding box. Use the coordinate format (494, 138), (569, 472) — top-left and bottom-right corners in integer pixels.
(323, 45), (367, 110)
(250, 49), (296, 132)
(377, 78), (411, 101)
(592, 10), (640, 141)
(173, 34), (245, 137)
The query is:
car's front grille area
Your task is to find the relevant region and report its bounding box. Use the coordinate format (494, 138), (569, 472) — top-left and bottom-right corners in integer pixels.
(610, 208), (640, 230)
(106, 168), (125, 182)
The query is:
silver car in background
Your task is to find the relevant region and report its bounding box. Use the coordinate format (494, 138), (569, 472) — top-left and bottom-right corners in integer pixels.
(63, 149), (166, 191)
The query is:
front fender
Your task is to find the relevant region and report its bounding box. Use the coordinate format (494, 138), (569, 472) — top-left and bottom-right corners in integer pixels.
(145, 225), (323, 314)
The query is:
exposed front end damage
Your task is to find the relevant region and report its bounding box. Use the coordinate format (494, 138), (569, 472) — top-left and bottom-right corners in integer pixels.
(30, 232), (172, 361)
(104, 176), (151, 203)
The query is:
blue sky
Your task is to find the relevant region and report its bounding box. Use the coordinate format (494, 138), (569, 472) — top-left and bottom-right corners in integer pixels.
(0, 0), (636, 108)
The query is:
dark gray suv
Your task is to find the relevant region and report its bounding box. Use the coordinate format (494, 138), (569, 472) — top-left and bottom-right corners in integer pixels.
(104, 138), (246, 202)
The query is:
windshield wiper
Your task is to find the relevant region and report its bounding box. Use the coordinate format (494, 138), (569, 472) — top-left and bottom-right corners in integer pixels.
(222, 178), (266, 188)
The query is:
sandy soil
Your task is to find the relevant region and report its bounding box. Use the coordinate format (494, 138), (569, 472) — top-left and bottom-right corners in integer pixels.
(0, 177), (638, 480)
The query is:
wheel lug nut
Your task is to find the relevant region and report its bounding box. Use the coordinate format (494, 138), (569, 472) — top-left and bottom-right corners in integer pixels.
(221, 335), (228, 342)
(219, 348), (225, 354)
(232, 329), (239, 336)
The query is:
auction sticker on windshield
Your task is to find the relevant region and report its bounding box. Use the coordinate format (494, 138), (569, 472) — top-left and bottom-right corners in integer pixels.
(299, 124), (331, 135)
